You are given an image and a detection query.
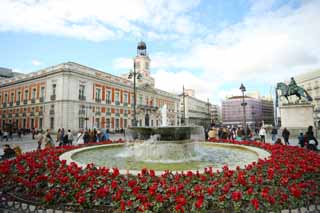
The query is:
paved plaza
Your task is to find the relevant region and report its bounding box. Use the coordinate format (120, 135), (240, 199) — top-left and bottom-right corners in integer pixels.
(0, 132), (303, 156)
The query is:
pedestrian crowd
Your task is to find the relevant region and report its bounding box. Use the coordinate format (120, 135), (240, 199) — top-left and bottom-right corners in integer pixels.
(206, 124), (318, 151)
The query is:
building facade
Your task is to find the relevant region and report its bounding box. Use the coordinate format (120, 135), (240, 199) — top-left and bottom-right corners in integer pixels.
(0, 43), (179, 132)
(179, 91), (212, 128)
(211, 104), (221, 124)
(222, 96), (274, 127)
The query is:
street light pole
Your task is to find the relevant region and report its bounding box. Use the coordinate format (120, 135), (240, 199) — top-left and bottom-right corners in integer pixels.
(128, 62), (142, 127)
(240, 83), (247, 137)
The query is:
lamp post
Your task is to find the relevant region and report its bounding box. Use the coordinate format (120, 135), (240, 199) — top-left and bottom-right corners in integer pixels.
(85, 105), (91, 130)
(128, 62), (142, 127)
(240, 83), (247, 137)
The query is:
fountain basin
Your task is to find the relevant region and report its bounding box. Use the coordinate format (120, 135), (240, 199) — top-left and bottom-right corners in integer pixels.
(60, 142), (270, 175)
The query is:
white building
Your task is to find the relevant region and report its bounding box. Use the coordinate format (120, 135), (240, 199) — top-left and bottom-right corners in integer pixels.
(179, 89), (213, 128)
(0, 42), (179, 132)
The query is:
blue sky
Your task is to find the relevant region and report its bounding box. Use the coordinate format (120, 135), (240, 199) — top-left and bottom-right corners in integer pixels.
(0, 0), (319, 104)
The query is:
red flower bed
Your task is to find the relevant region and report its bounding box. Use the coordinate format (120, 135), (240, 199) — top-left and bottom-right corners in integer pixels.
(0, 140), (319, 212)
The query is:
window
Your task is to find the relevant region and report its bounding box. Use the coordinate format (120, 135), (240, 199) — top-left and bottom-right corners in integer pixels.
(115, 118), (119, 129)
(79, 118), (84, 129)
(115, 92), (119, 102)
(4, 94), (8, 103)
(50, 117), (54, 129)
(31, 119), (34, 128)
(79, 85), (85, 97)
(145, 62), (149, 70)
(52, 84), (56, 95)
(124, 119), (127, 128)
(106, 90), (112, 103)
(135, 61), (140, 69)
(106, 118), (110, 129)
(40, 87), (45, 98)
(17, 91), (21, 101)
(32, 88), (36, 99)
(96, 88), (101, 100)
(123, 93), (128, 104)
(95, 118), (100, 128)
(23, 119), (26, 128)
(151, 120), (154, 127)
(39, 118), (43, 129)
(24, 90), (28, 100)
(10, 93), (14, 102)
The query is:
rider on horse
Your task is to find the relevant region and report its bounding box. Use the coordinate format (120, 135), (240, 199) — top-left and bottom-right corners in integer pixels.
(287, 77), (298, 96)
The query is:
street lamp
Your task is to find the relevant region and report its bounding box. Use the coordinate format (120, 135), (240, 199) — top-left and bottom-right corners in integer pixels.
(128, 62), (142, 127)
(85, 105), (92, 130)
(240, 83), (247, 137)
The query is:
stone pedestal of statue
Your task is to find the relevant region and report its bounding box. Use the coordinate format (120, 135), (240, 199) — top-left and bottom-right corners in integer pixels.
(280, 103), (314, 135)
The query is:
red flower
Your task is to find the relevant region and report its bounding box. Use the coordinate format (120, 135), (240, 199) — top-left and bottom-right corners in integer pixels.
(251, 198), (259, 210)
(195, 196), (204, 209)
(232, 191), (242, 202)
(290, 185), (301, 198)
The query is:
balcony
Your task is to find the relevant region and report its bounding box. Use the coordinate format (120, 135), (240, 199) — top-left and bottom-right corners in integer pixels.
(50, 95), (56, 101)
(79, 95), (86, 101)
(137, 104), (159, 111)
(23, 100), (28, 105)
(16, 101), (20, 106)
(15, 113), (19, 117)
(22, 112), (26, 117)
(95, 111), (101, 116)
(49, 110), (55, 115)
(39, 97), (44, 103)
(115, 101), (120, 106)
(31, 99), (36, 104)
(115, 113), (120, 117)
(8, 114), (12, 118)
(30, 112), (35, 116)
(9, 102), (13, 107)
(95, 98), (101, 103)
(39, 111), (43, 116)
(79, 109), (85, 115)
(2, 103), (7, 108)
(106, 100), (111, 104)
(124, 113), (128, 117)
(2, 114), (5, 118)
(106, 112), (111, 116)
(123, 102), (128, 107)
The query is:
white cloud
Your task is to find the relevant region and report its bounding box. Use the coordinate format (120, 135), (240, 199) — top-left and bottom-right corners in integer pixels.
(31, 59), (42, 66)
(113, 1), (320, 102)
(152, 69), (216, 102)
(0, 0), (201, 41)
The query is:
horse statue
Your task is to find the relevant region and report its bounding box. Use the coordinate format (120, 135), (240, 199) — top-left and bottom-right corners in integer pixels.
(276, 82), (312, 104)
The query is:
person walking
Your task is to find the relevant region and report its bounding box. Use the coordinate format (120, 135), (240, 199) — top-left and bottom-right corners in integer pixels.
(271, 126), (278, 142)
(37, 131), (44, 150)
(282, 128), (290, 145)
(3, 130), (8, 142)
(305, 126), (318, 151)
(298, 132), (305, 148)
(259, 127), (266, 143)
(67, 130), (74, 145)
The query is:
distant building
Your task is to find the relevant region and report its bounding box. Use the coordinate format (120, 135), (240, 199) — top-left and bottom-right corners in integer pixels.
(222, 95), (274, 127)
(0, 67), (13, 78)
(0, 42), (179, 131)
(179, 90), (213, 128)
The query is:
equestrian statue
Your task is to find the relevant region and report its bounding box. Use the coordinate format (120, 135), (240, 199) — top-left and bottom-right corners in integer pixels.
(276, 77), (313, 106)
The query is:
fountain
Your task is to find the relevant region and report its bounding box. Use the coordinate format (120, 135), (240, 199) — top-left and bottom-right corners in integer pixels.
(60, 124), (270, 175)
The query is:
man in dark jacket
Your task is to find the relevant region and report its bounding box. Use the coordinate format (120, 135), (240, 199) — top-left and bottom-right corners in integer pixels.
(1, 144), (16, 160)
(282, 128), (290, 145)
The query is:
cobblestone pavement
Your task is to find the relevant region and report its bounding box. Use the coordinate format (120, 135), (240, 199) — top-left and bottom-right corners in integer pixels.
(0, 133), (127, 155)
